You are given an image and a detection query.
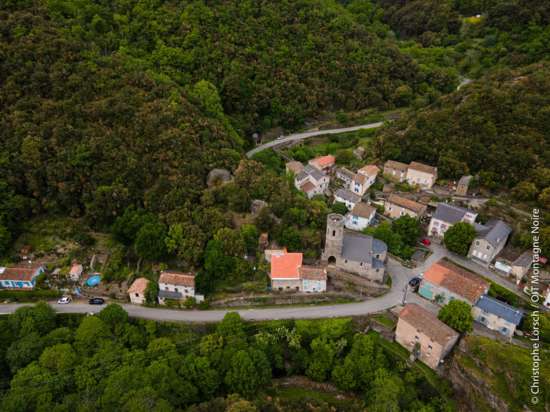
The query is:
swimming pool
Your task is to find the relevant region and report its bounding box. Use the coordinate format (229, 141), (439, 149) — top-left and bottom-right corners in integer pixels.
(86, 275), (101, 287)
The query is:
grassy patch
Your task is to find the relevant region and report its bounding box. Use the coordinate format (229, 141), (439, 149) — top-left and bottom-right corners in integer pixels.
(371, 313), (396, 328)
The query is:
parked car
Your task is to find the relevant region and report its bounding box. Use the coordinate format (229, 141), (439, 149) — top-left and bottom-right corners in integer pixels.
(408, 277), (422, 290)
(421, 238), (431, 246)
(57, 296), (72, 304)
(88, 297), (105, 305)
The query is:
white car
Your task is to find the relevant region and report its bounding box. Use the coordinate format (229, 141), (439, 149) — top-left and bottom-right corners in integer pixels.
(57, 296), (72, 304)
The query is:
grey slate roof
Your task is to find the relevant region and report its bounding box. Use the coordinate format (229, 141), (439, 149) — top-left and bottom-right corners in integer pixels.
(342, 233), (387, 263)
(303, 165), (325, 181)
(158, 290), (183, 300)
(335, 189), (361, 204)
(475, 295), (523, 325)
(513, 251), (532, 268)
(433, 203), (473, 224)
(477, 219), (512, 247)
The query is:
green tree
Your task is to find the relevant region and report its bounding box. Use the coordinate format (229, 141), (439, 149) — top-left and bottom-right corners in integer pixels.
(438, 300), (473, 333)
(224, 349), (269, 397)
(135, 222), (167, 261)
(98, 304), (129, 334)
(0, 223), (11, 257)
(512, 181), (538, 201)
(443, 222), (476, 256)
(332, 201), (349, 215)
(145, 280), (159, 305)
(214, 228), (246, 257)
(75, 316), (111, 355)
(368, 368), (404, 412)
(165, 223), (206, 267)
(392, 215), (421, 246)
(240, 224), (259, 255)
(8, 302), (56, 338)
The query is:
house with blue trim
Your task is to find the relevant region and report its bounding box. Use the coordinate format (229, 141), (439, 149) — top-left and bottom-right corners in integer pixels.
(419, 259), (489, 306)
(472, 295), (523, 338)
(0, 263), (45, 289)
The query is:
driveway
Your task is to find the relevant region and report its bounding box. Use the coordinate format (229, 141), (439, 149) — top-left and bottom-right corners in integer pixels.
(246, 122), (384, 158)
(0, 257), (416, 323)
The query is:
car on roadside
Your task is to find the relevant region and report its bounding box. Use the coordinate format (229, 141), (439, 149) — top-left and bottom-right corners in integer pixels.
(88, 297), (105, 305)
(421, 238), (431, 246)
(57, 296), (72, 304)
(408, 277), (422, 291)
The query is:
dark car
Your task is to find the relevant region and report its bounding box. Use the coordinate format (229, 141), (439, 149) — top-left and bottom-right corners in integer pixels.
(88, 297), (105, 305)
(408, 277), (421, 290)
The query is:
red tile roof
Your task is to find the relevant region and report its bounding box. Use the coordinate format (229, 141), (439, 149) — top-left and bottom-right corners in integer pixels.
(128, 277), (150, 294)
(159, 271), (195, 287)
(309, 155), (335, 169)
(0, 264), (43, 282)
(299, 266), (327, 280)
(358, 165), (380, 177)
(424, 260), (489, 303)
(351, 202), (376, 219)
(270, 253), (303, 279)
(384, 160), (408, 172)
(300, 181), (316, 193)
(399, 303), (459, 346)
(387, 194), (426, 214)
(353, 173), (367, 185)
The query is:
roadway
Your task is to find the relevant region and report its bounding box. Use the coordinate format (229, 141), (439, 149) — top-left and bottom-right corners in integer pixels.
(0, 243), (527, 322)
(0, 251), (445, 323)
(246, 122), (384, 158)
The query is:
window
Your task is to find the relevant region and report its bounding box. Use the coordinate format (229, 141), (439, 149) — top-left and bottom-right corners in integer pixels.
(332, 230), (335, 236)
(486, 245), (490, 250)
(428, 345), (433, 350)
(360, 262), (363, 266)
(135, 293), (139, 297)
(476, 240), (480, 246)
(414, 335), (419, 340)
(175, 288), (179, 292)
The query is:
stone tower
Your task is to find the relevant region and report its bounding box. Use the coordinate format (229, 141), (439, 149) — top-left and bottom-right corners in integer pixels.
(322, 213), (344, 262)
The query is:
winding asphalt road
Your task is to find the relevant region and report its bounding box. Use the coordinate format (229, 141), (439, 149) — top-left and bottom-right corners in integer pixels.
(246, 122), (384, 158)
(0, 253), (442, 323)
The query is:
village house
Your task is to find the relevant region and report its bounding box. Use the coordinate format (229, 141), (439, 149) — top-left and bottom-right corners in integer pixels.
(285, 160), (304, 175)
(334, 188), (361, 210)
(335, 167), (355, 186)
(69, 263), (84, 282)
(383, 160), (408, 182)
(419, 260), (489, 305)
(395, 303), (459, 370)
(468, 220), (512, 264)
(0, 263), (45, 289)
(158, 270), (204, 304)
(406, 162), (438, 189)
(384, 194), (427, 219)
(308, 155), (336, 174)
(345, 202), (377, 231)
(357, 164), (379, 187)
(511, 251), (532, 283)
(322, 214), (387, 282)
(350, 173), (369, 196)
(455, 175), (473, 196)
(294, 165), (330, 199)
(269, 252), (327, 293)
(472, 295), (523, 339)
(427, 203), (478, 238)
(128, 277), (150, 305)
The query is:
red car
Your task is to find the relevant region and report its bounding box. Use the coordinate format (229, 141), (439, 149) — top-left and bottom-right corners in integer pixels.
(421, 238), (431, 246)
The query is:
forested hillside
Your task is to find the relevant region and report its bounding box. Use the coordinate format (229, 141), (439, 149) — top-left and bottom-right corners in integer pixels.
(376, 62), (550, 190)
(0, 0), (451, 249)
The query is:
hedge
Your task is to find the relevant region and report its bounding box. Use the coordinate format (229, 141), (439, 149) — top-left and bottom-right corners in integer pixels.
(0, 289), (62, 302)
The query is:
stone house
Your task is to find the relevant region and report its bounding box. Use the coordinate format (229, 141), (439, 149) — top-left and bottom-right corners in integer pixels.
(128, 277), (150, 305)
(357, 164), (379, 187)
(0, 263), (45, 289)
(384, 194), (427, 219)
(406, 162), (438, 189)
(472, 295), (523, 338)
(350, 173), (369, 196)
(511, 251), (532, 283)
(335, 167), (355, 186)
(383, 160), (408, 182)
(455, 175), (473, 196)
(334, 188), (361, 211)
(322, 214), (387, 282)
(158, 271), (204, 304)
(427, 203), (478, 238)
(468, 220), (511, 264)
(308, 155), (335, 174)
(396, 303), (459, 370)
(269, 252), (327, 293)
(294, 165), (330, 199)
(419, 259), (489, 306)
(345, 202), (376, 231)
